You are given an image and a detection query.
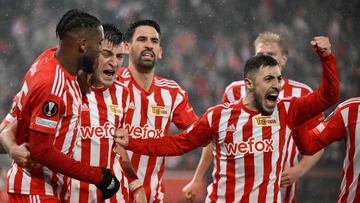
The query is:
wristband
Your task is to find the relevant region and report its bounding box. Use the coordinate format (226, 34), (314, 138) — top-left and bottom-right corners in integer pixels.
(129, 179), (142, 192)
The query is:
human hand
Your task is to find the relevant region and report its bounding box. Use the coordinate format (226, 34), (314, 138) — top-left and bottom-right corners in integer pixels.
(280, 166), (304, 188)
(311, 36), (332, 57)
(132, 186), (147, 203)
(113, 128), (129, 148)
(182, 178), (202, 201)
(9, 143), (40, 168)
(96, 168), (120, 200)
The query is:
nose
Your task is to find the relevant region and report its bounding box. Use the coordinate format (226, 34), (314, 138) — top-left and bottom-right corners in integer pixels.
(108, 56), (117, 68)
(144, 40), (154, 49)
(272, 79), (281, 90)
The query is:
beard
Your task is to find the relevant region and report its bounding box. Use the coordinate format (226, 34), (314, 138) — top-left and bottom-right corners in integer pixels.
(132, 50), (156, 73)
(253, 90), (272, 115)
(79, 54), (97, 73)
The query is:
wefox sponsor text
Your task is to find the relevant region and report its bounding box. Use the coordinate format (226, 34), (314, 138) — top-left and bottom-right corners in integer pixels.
(124, 124), (164, 139)
(225, 137), (274, 155)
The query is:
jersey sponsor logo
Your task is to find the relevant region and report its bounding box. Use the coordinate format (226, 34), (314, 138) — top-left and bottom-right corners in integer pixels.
(80, 122), (115, 139)
(124, 124), (164, 139)
(253, 115), (279, 127)
(107, 104), (123, 117)
(35, 117), (58, 129)
(225, 137), (274, 155)
(42, 101), (58, 117)
(149, 104), (170, 117)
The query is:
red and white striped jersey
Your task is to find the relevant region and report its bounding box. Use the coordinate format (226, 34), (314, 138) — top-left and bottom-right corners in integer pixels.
(7, 48), (82, 198)
(222, 78), (324, 203)
(69, 80), (130, 202)
(127, 95), (330, 203)
(293, 97), (360, 203)
(117, 67), (198, 202)
(0, 94), (19, 127)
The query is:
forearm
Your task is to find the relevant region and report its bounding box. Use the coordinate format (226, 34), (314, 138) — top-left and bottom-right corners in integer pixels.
(29, 130), (102, 184)
(127, 130), (211, 156)
(296, 149), (324, 175)
(116, 146), (138, 182)
(192, 143), (213, 181)
(0, 121), (18, 154)
(291, 54), (339, 126)
(317, 54), (339, 106)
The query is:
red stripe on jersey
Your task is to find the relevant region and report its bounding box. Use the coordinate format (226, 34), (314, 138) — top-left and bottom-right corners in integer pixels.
(78, 97), (91, 203)
(258, 126), (272, 203)
(224, 110), (241, 203)
(209, 109), (221, 202)
(240, 115), (255, 203)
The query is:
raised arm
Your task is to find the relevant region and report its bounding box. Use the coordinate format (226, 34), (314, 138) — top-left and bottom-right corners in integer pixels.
(115, 113), (213, 156)
(288, 36), (339, 127)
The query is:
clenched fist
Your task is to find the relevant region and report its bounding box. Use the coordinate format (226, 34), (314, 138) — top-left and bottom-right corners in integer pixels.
(113, 128), (129, 148)
(310, 36), (332, 57)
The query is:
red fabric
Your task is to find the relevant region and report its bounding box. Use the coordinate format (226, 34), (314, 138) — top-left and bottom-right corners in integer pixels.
(8, 193), (60, 203)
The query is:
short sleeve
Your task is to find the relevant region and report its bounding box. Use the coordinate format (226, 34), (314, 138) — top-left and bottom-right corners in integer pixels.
(29, 83), (65, 135)
(172, 90), (198, 130)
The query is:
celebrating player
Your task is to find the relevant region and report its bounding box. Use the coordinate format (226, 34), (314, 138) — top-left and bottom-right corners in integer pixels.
(114, 36), (339, 202)
(184, 32), (325, 202)
(0, 9), (119, 202)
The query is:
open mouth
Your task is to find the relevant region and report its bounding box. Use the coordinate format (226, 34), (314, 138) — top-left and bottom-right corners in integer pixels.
(103, 69), (115, 77)
(266, 93), (278, 102)
(141, 51), (155, 59)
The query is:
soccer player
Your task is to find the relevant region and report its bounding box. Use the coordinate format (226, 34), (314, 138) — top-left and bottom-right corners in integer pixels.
(0, 9), (119, 202)
(116, 19), (198, 202)
(69, 23), (146, 203)
(291, 98), (360, 203)
(183, 32), (324, 202)
(114, 36), (339, 202)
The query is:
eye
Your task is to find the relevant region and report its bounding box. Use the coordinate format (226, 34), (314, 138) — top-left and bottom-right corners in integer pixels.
(116, 54), (124, 60)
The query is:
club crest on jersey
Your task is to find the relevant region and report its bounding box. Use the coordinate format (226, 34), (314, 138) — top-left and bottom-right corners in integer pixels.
(42, 101), (58, 117)
(107, 104), (123, 116)
(253, 115), (279, 127)
(149, 104), (170, 117)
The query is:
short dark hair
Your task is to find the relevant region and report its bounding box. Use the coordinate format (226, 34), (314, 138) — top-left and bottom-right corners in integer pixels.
(103, 23), (123, 45)
(56, 9), (101, 39)
(124, 19), (161, 42)
(243, 54), (278, 79)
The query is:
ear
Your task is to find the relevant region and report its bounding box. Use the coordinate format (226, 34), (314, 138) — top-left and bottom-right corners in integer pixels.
(78, 38), (86, 53)
(158, 46), (163, 59)
(123, 42), (130, 54)
(280, 54), (288, 69)
(245, 78), (254, 92)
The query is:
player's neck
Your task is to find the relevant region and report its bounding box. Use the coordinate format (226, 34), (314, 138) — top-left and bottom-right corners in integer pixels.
(56, 48), (78, 75)
(243, 95), (258, 113)
(128, 65), (154, 92)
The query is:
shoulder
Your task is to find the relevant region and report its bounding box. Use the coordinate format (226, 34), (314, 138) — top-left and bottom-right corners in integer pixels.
(117, 67), (131, 81)
(154, 76), (188, 94)
(112, 80), (130, 93)
(286, 79), (313, 92)
(224, 80), (245, 92)
(337, 97), (360, 110)
(207, 100), (242, 115)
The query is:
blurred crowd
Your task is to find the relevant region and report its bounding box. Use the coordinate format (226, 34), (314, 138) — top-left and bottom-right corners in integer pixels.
(0, 0), (359, 202)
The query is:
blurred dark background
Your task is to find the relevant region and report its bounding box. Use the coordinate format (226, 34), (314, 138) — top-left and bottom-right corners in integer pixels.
(0, 0), (359, 202)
